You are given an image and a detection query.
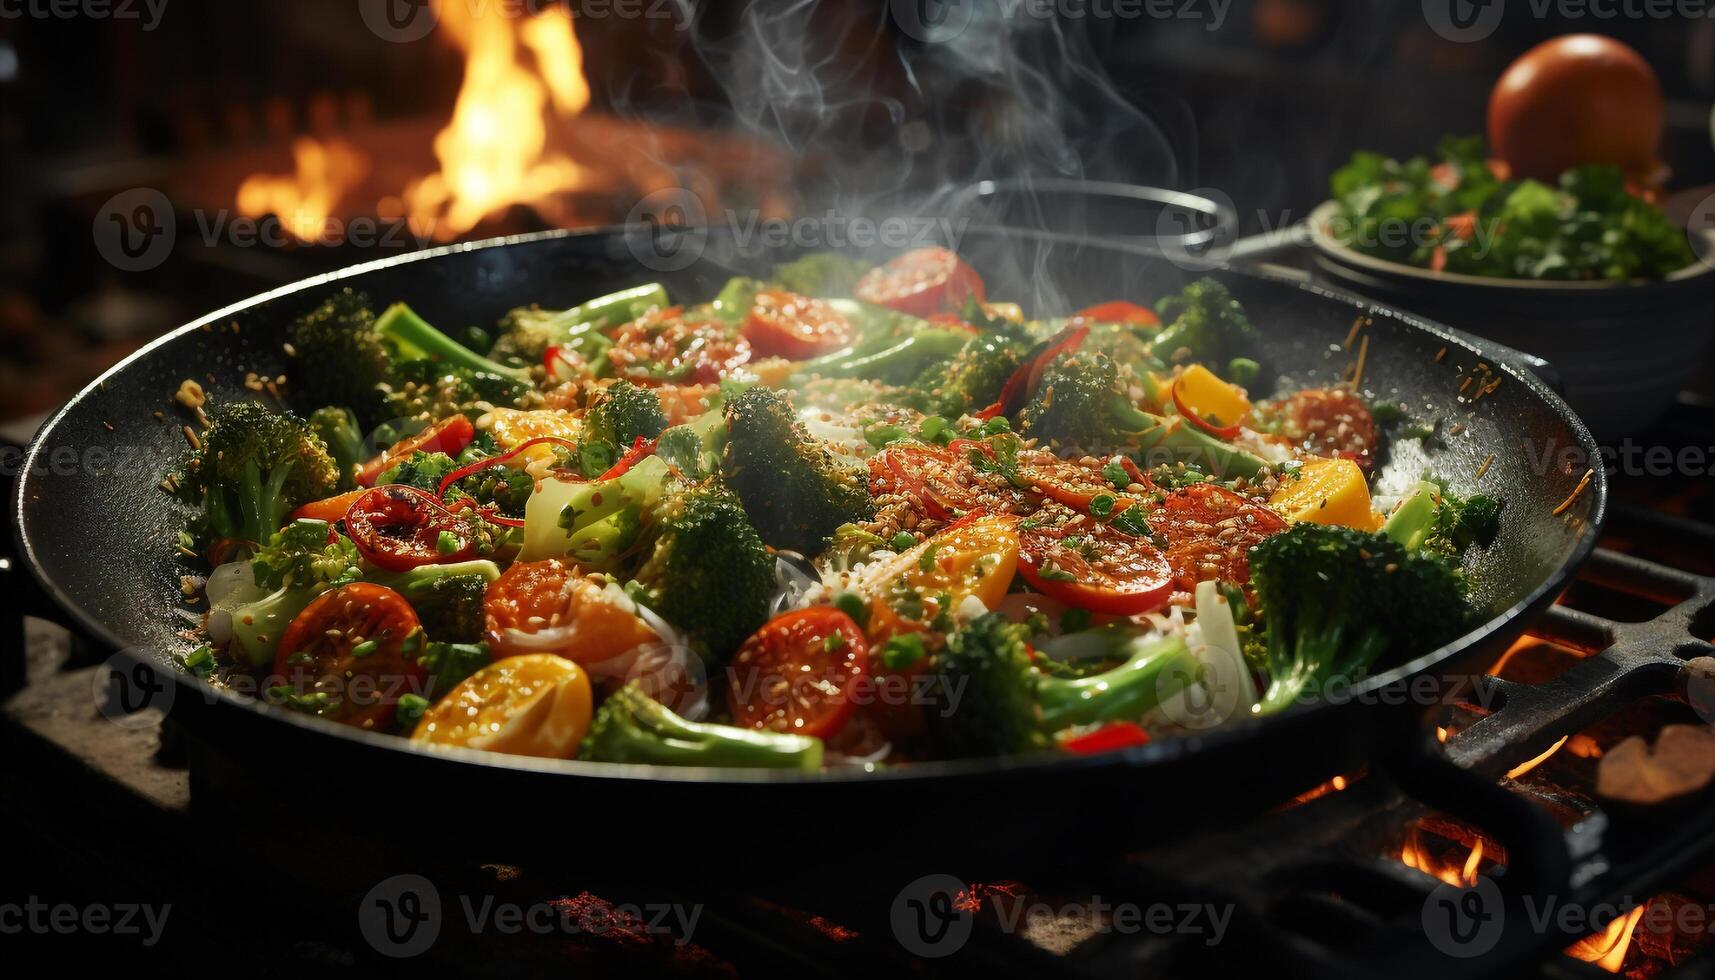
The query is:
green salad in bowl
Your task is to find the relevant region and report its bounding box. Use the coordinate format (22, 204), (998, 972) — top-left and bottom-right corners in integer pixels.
(1325, 135), (1695, 283)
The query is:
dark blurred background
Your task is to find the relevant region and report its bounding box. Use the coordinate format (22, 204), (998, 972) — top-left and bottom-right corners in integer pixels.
(2, 0), (1713, 421)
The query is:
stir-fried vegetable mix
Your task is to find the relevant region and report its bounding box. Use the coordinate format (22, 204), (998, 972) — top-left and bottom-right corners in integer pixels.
(167, 247), (1504, 767)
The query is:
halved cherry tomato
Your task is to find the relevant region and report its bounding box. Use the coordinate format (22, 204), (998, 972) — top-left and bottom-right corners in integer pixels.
(289, 489), (369, 525)
(356, 415), (476, 488)
(986, 321), (1091, 419)
(1017, 506), (1172, 616)
(274, 582), (425, 729)
(345, 485), (477, 572)
(608, 306), (751, 385)
(1074, 301), (1160, 327)
(484, 559), (660, 666)
(742, 289), (855, 360)
(412, 654), (593, 759)
(1270, 387), (1379, 472)
(853, 247), (985, 317)
(1148, 483), (1287, 594)
(727, 608), (869, 739)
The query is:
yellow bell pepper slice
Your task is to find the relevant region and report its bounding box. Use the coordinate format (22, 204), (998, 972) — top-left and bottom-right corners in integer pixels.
(1267, 457), (1380, 530)
(1173, 363), (1251, 428)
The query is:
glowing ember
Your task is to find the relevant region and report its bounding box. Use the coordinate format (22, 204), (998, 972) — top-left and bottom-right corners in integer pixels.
(235, 137), (369, 243)
(404, 0), (594, 240)
(1566, 904), (1645, 972)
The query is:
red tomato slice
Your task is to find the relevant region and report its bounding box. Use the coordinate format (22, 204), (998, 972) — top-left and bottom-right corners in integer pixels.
(1060, 721), (1151, 754)
(1073, 301), (1161, 327)
(727, 608), (869, 739)
(1148, 483), (1287, 594)
(274, 582), (425, 729)
(868, 445), (981, 522)
(608, 306), (751, 385)
(853, 247), (985, 317)
(289, 489), (369, 525)
(1271, 387), (1380, 472)
(1020, 457), (1150, 516)
(345, 485), (477, 572)
(356, 415), (476, 488)
(1017, 507), (1172, 616)
(742, 289), (855, 360)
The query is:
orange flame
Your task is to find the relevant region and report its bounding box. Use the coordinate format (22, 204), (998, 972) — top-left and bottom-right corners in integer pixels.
(235, 137), (370, 242)
(1566, 905), (1644, 972)
(404, 0), (593, 240)
(1400, 829), (1484, 888)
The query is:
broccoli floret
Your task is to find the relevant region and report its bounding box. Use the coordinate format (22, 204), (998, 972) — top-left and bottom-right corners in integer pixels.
(632, 481), (777, 660)
(286, 289), (393, 426)
(1383, 481), (1504, 559)
(722, 387), (873, 555)
(768, 253), (872, 297)
(1249, 523), (1474, 715)
(909, 331), (1027, 417)
(488, 284), (667, 366)
(375, 451), (460, 494)
(250, 519), (362, 591)
(365, 560), (501, 644)
(1017, 352), (1268, 478)
(1017, 352), (1153, 447)
(170, 401), (341, 552)
(924, 614), (1049, 758)
(924, 615), (1200, 759)
(216, 521), (361, 668)
(580, 681), (822, 769)
(575, 381), (668, 477)
(1151, 278), (1263, 381)
(308, 406), (364, 491)
(380, 357), (534, 426)
(443, 441), (534, 515)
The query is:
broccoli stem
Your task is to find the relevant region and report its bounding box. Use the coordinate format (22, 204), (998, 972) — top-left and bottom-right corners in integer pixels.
(581, 684), (822, 769)
(1258, 623), (1390, 715)
(571, 283), (669, 328)
(796, 327), (971, 379)
(1381, 481), (1440, 551)
(376, 303), (533, 382)
(1037, 635), (1198, 730)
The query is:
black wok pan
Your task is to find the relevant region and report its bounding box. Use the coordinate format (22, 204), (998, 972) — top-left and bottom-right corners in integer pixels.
(8, 226), (1604, 866)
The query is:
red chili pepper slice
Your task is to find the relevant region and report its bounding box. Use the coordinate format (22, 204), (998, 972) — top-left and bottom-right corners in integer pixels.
(993, 321), (1091, 419)
(356, 415), (476, 488)
(1061, 722), (1151, 754)
(1171, 377), (1243, 440)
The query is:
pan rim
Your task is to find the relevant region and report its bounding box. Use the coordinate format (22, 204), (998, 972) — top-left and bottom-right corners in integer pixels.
(11, 226), (1608, 785)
